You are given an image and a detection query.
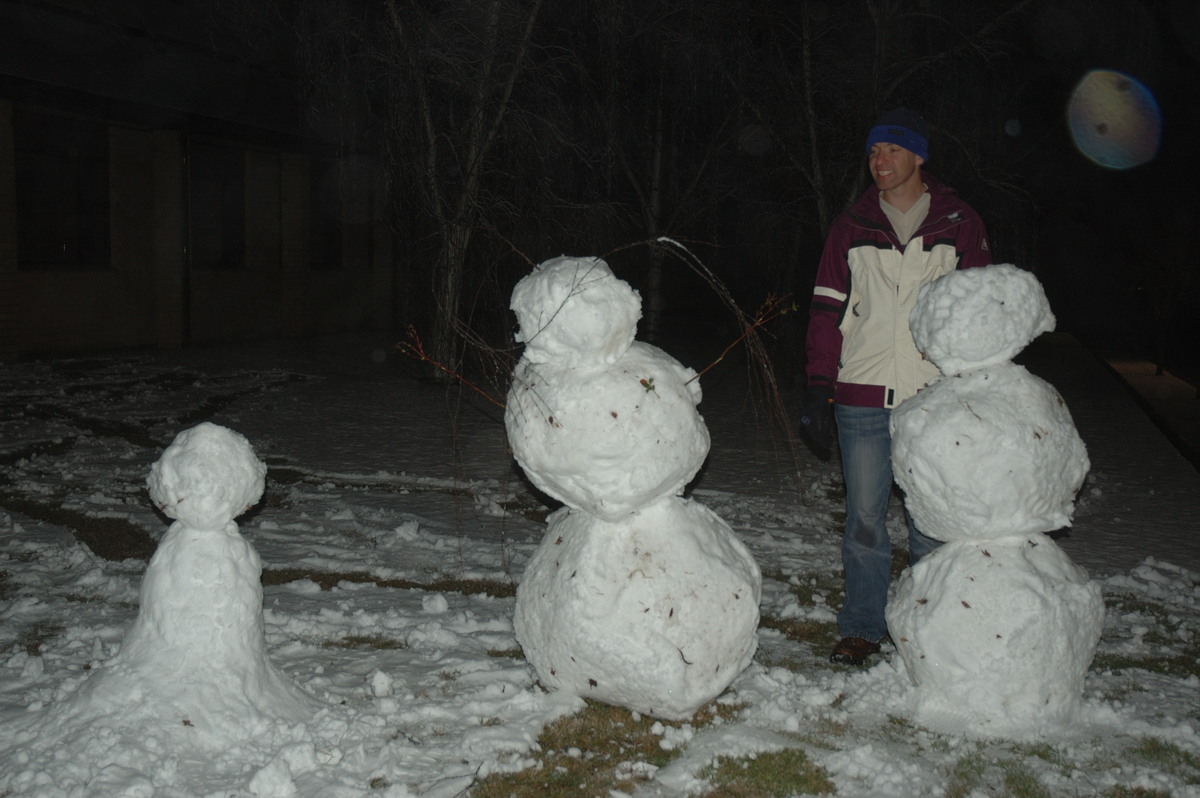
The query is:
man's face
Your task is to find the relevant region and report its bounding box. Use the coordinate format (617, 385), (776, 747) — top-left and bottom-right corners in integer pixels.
(868, 142), (924, 194)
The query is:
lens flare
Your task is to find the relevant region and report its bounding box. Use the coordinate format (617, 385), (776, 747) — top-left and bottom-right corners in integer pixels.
(1067, 69), (1162, 169)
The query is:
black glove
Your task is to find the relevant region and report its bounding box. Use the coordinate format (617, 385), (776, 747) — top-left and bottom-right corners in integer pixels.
(799, 385), (835, 459)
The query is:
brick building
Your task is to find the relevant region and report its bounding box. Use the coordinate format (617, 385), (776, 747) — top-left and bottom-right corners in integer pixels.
(0, 1), (395, 361)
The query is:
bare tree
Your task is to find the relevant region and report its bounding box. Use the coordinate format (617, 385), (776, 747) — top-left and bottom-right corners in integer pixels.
(287, 0), (556, 373)
(580, 0), (741, 342)
(386, 0), (545, 371)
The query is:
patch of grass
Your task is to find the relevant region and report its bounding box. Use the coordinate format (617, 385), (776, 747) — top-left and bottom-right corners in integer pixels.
(18, 622), (65, 656)
(783, 570), (844, 611)
(65, 592), (131, 607)
(496, 493), (554, 524)
(0, 490), (158, 562)
(703, 747), (836, 796)
(792, 717), (852, 749)
(1129, 737), (1200, 784)
(752, 650), (807, 671)
(470, 699), (729, 797)
(1013, 742), (1070, 772)
(1091, 652), (1200, 680)
(1097, 675), (1143, 703)
(998, 760), (1053, 798)
(21, 403), (163, 449)
(758, 567), (843, 661)
(0, 436), (78, 467)
(759, 543), (909, 663)
(261, 486), (294, 510)
(1093, 594), (1200, 680)
(262, 567), (516, 598)
(1103, 787), (1174, 798)
(487, 647), (524, 659)
(321, 634), (408, 650)
(409, 669), (463, 701)
(878, 714), (923, 746)
(943, 748), (1054, 798)
(944, 749), (989, 798)
(268, 464), (552, 525)
(758, 614), (839, 655)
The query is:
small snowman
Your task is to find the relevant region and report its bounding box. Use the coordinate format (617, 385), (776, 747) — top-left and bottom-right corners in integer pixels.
(68, 422), (316, 746)
(507, 256), (761, 721)
(886, 264), (1104, 738)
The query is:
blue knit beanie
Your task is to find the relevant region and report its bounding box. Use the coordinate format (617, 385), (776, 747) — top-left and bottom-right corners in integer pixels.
(865, 107), (929, 161)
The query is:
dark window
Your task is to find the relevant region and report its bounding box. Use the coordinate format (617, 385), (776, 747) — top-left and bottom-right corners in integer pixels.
(14, 109), (110, 270)
(188, 139), (245, 270)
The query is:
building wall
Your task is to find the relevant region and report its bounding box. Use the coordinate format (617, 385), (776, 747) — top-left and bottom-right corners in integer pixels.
(0, 99), (395, 360)
(0, 101), (16, 361)
(153, 130), (185, 350)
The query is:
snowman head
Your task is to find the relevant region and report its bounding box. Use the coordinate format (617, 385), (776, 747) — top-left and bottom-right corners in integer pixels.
(148, 422), (266, 530)
(510, 256), (641, 367)
(911, 264), (1055, 375)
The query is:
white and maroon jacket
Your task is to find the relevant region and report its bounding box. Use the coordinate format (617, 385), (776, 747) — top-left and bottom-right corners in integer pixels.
(805, 174), (991, 409)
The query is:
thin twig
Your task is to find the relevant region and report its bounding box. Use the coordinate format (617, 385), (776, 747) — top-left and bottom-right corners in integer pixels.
(396, 326), (507, 409)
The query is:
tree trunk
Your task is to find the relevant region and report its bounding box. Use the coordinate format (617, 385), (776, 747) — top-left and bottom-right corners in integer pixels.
(429, 221), (473, 377)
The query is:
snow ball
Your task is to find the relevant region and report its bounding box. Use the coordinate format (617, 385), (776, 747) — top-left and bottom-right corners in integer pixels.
(887, 535), (1104, 739)
(148, 422), (266, 530)
(248, 755), (297, 797)
(506, 342), (708, 519)
(370, 669), (394, 698)
(421, 594), (450, 614)
(910, 264), (1055, 374)
(514, 497), (761, 721)
(19, 656), (43, 680)
(891, 362), (1088, 541)
(510, 256), (641, 367)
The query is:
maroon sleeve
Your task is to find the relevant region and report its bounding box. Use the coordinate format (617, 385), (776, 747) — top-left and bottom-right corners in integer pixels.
(804, 222), (850, 389)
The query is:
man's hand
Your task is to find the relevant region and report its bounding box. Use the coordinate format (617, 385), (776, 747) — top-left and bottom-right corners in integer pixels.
(799, 386), (835, 459)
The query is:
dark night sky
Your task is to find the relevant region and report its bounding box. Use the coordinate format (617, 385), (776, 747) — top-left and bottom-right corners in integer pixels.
(1000, 0), (1200, 379)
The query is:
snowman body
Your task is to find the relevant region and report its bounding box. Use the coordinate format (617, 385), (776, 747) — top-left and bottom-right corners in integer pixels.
(70, 422), (315, 746)
(507, 341), (710, 521)
(886, 264), (1103, 738)
(507, 256), (760, 721)
(514, 498), (759, 719)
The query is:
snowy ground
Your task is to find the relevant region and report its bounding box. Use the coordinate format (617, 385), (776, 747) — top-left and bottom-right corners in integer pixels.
(0, 331), (1197, 797)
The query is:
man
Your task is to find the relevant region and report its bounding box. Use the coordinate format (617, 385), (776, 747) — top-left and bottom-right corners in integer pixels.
(800, 107), (991, 665)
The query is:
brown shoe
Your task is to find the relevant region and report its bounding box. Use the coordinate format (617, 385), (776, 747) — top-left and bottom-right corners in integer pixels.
(829, 636), (881, 666)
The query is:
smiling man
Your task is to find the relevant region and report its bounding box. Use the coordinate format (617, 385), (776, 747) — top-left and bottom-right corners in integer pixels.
(798, 107), (992, 666)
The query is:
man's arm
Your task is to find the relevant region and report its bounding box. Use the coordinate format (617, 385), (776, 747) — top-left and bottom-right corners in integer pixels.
(805, 229), (850, 388)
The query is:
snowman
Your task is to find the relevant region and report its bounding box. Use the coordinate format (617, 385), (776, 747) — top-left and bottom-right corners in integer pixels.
(506, 256), (761, 721)
(65, 422), (317, 746)
(886, 264), (1104, 738)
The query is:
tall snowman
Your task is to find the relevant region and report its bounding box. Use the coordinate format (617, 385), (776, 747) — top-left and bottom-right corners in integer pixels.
(506, 256), (761, 721)
(66, 422), (317, 746)
(886, 264), (1104, 738)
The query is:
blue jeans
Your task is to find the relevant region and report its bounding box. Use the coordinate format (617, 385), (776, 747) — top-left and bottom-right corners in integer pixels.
(834, 404), (940, 643)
